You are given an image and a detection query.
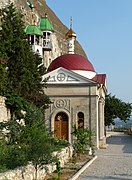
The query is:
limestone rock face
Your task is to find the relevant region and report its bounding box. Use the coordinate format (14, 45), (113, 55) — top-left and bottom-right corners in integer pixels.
(0, 0), (87, 61)
(0, 96), (10, 122)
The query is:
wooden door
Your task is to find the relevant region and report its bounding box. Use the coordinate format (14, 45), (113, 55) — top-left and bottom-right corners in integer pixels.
(54, 117), (61, 139)
(54, 112), (68, 141)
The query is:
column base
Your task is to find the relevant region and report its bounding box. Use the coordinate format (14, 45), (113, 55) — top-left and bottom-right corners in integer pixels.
(99, 136), (107, 149)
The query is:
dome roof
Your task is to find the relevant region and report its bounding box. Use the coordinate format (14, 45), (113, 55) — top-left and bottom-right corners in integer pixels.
(65, 28), (76, 39)
(48, 54), (95, 72)
(39, 14), (53, 31)
(25, 25), (43, 36)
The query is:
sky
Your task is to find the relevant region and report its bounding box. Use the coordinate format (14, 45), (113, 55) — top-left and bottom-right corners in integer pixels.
(46, 0), (132, 103)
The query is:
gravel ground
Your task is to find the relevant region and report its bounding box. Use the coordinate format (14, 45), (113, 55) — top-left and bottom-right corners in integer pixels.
(77, 132), (132, 180)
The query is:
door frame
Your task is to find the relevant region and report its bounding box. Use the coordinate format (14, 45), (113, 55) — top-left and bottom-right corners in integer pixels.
(51, 109), (71, 143)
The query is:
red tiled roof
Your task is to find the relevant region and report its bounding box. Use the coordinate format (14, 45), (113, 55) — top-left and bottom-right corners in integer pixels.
(48, 54), (95, 72)
(92, 74), (106, 86)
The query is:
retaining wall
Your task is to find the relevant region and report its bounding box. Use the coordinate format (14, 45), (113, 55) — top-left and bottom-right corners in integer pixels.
(0, 146), (73, 180)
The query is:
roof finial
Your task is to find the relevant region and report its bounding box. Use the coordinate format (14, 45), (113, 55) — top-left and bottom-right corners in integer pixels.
(70, 16), (72, 29)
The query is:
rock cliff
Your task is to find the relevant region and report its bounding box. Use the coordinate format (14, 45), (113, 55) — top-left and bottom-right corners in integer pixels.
(0, 0), (87, 60)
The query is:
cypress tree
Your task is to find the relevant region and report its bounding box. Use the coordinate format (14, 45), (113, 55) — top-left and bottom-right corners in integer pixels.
(0, 2), (50, 108)
(0, 56), (8, 95)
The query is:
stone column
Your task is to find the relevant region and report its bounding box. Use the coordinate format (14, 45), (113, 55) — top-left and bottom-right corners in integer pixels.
(98, 98), (106, 148)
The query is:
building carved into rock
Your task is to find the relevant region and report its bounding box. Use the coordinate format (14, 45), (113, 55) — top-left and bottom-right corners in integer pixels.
(0, 0), (107, 149)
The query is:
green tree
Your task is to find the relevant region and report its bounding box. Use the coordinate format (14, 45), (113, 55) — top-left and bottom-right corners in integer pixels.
(0, 3), (68, 177)
(105, 94), (132, 126)
(22, 105), (68, 180)
(5, 93), (29, 120)
(0, 2), (50, 108)
(0, 118), (28, 171)
(0, 105), (68, 179)
(0, 55), (9, 95)
(72, 125), (93, 155)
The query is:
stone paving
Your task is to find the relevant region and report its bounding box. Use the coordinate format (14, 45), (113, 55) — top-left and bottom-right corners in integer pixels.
(77, 132), (132, 180)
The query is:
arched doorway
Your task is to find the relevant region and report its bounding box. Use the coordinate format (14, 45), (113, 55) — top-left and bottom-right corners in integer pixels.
(54, 112), (68, 141)
(77, 112), (84, 128)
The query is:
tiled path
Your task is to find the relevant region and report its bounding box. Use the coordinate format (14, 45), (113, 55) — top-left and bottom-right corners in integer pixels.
(77, 132), (132, 180)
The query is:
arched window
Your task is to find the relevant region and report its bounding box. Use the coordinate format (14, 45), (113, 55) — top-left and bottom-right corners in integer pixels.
(36, 49), (39, 54)
(77, 112), (84, 128)
(31, 35), (34, 45)
(35, 36), (39, 45)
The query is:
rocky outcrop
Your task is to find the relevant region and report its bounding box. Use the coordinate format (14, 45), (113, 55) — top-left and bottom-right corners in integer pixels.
(0, 0), (87, 59)
(0, 96), (10, 122)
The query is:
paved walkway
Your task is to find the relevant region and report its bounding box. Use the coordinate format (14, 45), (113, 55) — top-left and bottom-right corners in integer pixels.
(77, 132), (132, 180)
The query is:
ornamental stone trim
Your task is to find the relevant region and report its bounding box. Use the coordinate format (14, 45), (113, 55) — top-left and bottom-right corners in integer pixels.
(51, 99), (70, 112)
